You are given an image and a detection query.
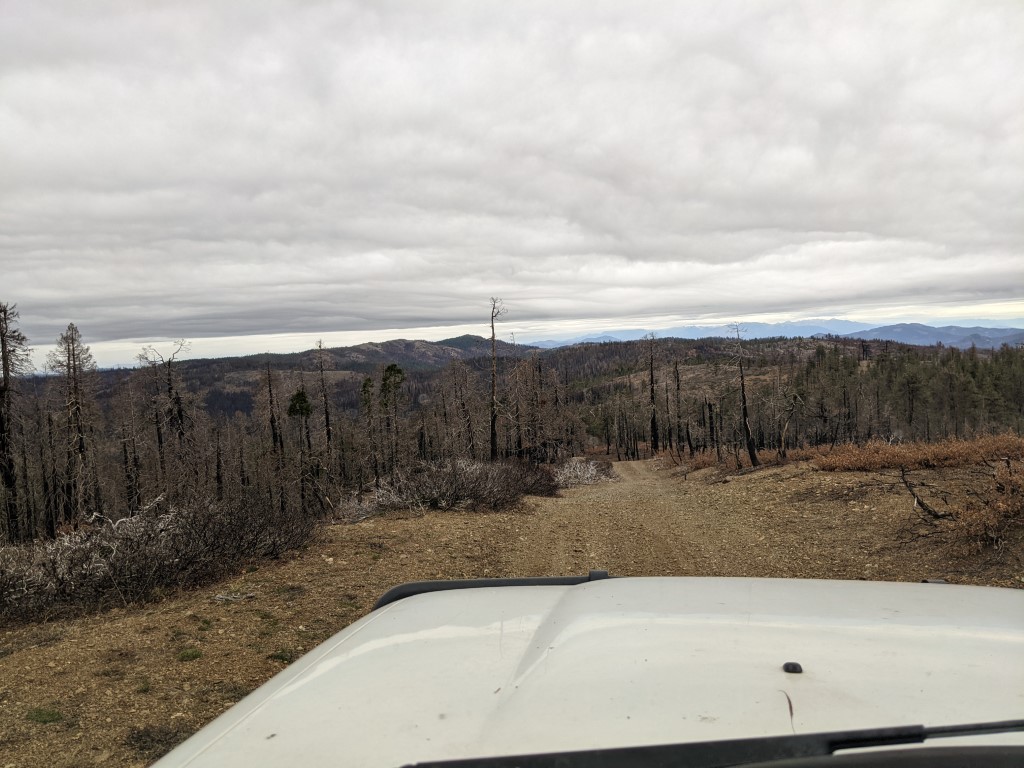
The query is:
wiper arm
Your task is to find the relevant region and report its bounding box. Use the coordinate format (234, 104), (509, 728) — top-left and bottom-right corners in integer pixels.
(831, 718), (1024, 752)
(405, 719), (1024, 768)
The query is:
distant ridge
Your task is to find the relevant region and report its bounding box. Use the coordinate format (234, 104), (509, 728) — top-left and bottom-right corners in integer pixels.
(521, 320), (1023, 349)
(839, 323), (1024, 349)
(521, 319), (878, 347)
(176, 335), (535, 376)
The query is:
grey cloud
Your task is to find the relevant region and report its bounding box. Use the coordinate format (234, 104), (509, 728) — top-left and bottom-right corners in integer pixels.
(2, 0), (1023, 350)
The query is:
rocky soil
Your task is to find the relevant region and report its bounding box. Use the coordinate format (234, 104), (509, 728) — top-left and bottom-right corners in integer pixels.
(1, 459), (1020, 766)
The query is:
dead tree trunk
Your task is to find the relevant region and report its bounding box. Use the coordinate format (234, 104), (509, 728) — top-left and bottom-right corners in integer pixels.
(647, 335), (659, 453)
(489, 298), (506, 461)
(739, 356), (760, 467)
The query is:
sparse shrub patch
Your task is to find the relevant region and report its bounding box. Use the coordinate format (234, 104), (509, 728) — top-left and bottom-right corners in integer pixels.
(0, 486), (317, 623)
(176, 647), (202, 662)
(276, 584), (307, 602)
(952, 460), (1024, 552)
(680, 452), (721, 472)
(215, 681), (254, 702)
(125, 724), (188, 759)
(25, 707), (62, 724)
(555, 458), (616, 488)
(267, 648), (299, 664)
(375, 459), (558, 512)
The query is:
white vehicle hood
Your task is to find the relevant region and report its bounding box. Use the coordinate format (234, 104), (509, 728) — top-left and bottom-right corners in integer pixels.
(156, 577), (1024, 767)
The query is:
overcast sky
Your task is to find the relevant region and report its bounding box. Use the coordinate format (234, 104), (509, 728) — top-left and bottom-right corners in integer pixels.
(2, 0), (1023, 365)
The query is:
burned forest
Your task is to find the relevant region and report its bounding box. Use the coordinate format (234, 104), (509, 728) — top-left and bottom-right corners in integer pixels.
(1, 301), (1022, 619)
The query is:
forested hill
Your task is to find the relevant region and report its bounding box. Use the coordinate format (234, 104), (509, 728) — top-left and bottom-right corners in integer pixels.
(178, 334), (881, 396)
(91, 332), (1020, 435)
(120, 334), (840, 420)
(2, 314), (1022, 547)
(179, 334), (533, 379)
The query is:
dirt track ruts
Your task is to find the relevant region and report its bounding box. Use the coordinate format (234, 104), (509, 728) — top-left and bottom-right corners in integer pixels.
(502, 460), (945, 583)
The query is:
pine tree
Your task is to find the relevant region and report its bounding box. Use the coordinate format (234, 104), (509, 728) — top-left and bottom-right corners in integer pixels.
(46, 322), (102, 527)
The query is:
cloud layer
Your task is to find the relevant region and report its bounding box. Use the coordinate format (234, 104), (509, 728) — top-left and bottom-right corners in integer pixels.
(2, 0), (1022, 357)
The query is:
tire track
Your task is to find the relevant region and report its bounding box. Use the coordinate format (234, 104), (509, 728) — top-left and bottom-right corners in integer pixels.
(498, 459), (891, 580)
(501, 460), (722, 577)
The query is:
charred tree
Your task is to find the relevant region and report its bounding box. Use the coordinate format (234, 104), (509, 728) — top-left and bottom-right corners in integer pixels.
(489, 298), (507, 461)
(647, 335), (659, 453)
(733, 326), (760, 468)
(0, 303), (31, 541)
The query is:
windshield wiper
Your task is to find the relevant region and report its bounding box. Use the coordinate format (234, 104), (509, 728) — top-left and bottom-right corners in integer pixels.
(405, 719), (1024, 768)
(831, 718), (1024, 751)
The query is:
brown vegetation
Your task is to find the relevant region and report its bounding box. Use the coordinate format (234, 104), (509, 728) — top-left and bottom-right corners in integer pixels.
(954, 459), (1024, 553)
(785, 436), (1024, 556)
(792, 434), (1024, 471)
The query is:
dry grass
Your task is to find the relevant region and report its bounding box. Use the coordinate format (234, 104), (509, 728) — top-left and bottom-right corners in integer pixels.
(790, 434), (1024, 472)
(953, 460), (1024, 553)
(673, 436), (1024, 556)
(786, 435), (1024, 555)
(684, 451), (721, 471)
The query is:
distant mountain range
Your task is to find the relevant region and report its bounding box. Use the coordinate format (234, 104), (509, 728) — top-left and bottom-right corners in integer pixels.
(837, 323), (1024, 349)
(525, 319), (867, 347)
(523, 319), (1024, 349)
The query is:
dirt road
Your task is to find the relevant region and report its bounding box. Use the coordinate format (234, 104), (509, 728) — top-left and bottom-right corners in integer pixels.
(1, 460), (1018, 766)
(502, 461), (943, 582)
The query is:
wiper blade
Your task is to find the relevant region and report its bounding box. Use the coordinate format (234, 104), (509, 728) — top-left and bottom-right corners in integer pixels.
(830, 718), (1024, 752)
(405, 719), (1024, 768)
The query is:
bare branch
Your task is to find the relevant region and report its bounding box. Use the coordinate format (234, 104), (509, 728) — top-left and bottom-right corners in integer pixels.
(899, 467), (954, 520)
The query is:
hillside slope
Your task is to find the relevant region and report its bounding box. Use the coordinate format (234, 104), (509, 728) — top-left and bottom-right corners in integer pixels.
(185, 334), (533, 374)
(0, 460), (1018, 766)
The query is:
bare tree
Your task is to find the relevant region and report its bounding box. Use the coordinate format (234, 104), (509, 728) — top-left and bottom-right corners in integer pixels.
(263, 363), (288, 513)
(646, 333), (659, 453)
(731, 324), (760, 468)
(674, 360), (695, 458)
(0, 303), (32, 541)
(379, 363), (405, 474)
(113, 375), (143, 513)
(137, 340), (191, 496)
(315, 341), (334, 457)
(489, 297), (507, 461)
(765, 364), (802, 459)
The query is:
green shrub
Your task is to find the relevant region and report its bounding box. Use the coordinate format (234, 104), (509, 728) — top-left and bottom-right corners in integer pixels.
(26, 707), (62, 724)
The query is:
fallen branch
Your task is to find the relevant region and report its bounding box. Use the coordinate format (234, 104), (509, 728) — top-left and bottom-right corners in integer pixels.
(899, 467), (954, 520)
